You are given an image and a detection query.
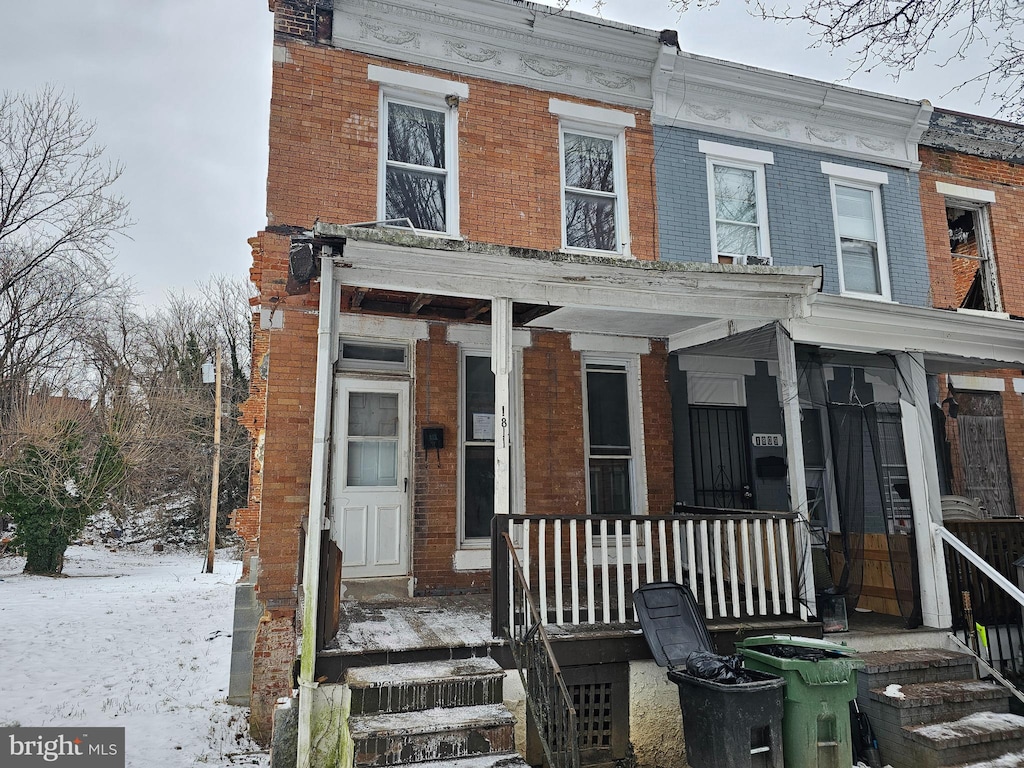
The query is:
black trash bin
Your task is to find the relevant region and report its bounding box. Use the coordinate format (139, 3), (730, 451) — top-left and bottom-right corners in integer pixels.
(634, 582), (786, 768)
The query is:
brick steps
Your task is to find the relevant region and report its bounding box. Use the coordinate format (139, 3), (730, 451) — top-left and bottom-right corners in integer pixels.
(347, 657), (505, 715)
(346, 657), (523, 767)
(904, 712), (1024, 768)
(350, 704), (516, 767)
(854, 648), (1024, 768)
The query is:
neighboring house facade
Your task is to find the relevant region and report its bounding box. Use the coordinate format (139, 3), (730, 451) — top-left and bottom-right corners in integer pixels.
(237, 0), (1024, 764)
(918, 110), (1024, 520)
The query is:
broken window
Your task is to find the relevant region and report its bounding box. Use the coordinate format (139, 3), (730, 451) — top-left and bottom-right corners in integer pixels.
(562, 131), (620, 252)
(947, 203), (1001, 311)
(382, 98), (453, 234)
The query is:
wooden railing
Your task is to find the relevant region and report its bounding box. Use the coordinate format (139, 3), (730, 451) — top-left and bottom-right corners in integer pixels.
(500, 532), (580, 768)
(492, 510), (807, 636)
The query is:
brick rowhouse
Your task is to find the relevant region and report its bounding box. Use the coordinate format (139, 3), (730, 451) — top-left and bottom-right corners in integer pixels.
(240, 0), (661, 739)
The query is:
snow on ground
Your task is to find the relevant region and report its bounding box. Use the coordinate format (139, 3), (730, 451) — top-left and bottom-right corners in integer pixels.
(0, 544), (269, 767)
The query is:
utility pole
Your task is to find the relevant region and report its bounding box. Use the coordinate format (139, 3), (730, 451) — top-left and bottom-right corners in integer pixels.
(205, 346), (222, 574)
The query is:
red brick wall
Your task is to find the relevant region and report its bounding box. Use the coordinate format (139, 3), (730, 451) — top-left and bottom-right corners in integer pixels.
(919, 147), (1024, 516)
(244, 23), (661, 731)
(265, 43), (657, 257)
(919, 147), (1024, 315)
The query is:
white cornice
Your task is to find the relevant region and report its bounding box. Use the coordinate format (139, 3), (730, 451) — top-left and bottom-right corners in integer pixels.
(653, 52), (933, 169)
(333, 0), (661, 108)
(789, 294), (1024, 366)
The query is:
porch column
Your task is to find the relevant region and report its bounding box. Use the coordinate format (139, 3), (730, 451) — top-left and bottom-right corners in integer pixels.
(896, 352), (952, 628)
(491, 297), (513, 517)
(297, 251), (341, 768)
(776, 323), (815, 619)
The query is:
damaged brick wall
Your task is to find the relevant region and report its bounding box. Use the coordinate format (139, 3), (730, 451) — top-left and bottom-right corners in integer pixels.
(919, 126), (1024, 518)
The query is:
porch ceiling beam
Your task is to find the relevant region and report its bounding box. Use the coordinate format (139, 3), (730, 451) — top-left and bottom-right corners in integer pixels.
(408, 293), (432, 314)
(668, 318), (770, 352)
(789, 294), (1024, 366)
(328, 238), (819, 322)
(465, 300), (490, 320)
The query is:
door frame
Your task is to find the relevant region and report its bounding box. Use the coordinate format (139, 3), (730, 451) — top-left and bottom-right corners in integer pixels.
(331, 376), (412, 578)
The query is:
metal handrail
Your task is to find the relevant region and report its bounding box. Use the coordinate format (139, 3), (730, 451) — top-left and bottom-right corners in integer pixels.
(501, 532), (580, 768)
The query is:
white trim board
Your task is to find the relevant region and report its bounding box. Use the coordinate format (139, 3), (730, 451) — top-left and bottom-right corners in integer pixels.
(936, 181), (995, 204)
(571, 333), (650, 354)
(698, 139), (774, 165)
(948, 375), (1006, 393)
(549, 98), (635, 128)
(821, 161), (889, 185)
(368, 65), (469, 99)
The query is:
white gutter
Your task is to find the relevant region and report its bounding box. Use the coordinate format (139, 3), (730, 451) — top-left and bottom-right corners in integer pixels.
(297, 250), (338, 768)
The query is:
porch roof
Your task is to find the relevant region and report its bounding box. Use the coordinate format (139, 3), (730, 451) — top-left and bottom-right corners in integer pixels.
(314, 224), (823, 339)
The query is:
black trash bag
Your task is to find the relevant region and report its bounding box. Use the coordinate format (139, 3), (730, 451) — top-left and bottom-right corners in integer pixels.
(685, 652), (758, 683)
(752, 644), (843, 661)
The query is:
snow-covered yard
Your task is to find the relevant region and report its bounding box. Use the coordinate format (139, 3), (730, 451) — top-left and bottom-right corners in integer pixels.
(0, 544), (269, 767)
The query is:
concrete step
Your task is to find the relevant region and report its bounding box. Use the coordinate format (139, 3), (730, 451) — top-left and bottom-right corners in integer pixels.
(867, 680), (1010, 728)
(346, 657), (505, 715)
(904, 712), (1024, 768)
(350, 703), (516, 767)
(857, 649), (978, 696)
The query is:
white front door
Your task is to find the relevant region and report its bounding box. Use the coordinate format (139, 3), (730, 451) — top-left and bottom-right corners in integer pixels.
(331, 378), (410, 578)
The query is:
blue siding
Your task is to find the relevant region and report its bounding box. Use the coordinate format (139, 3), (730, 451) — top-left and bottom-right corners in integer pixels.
(653, 127), (931, 306)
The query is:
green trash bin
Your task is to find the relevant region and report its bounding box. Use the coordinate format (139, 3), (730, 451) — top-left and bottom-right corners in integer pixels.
(737, 635), (864, 768)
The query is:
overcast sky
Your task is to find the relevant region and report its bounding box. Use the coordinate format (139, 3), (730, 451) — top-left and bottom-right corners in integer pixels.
(2, 1), (1000, 307)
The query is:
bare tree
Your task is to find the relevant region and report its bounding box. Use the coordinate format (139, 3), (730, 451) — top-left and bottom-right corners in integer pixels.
(0, 87), (131, 408)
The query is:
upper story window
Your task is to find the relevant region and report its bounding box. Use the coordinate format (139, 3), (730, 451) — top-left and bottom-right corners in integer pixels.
(369, 65), (467, 237)
(550, 99), (634, 257)
(699, 141), (774, 266)
(822, 162), (891, 300)
(936, 181), (1001, 312)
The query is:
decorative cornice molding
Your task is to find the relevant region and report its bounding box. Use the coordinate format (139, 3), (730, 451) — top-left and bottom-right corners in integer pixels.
(653, 53), (931, 169)
(333, 0), (659, 108)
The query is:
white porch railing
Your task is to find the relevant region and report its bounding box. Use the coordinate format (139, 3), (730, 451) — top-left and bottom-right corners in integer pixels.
(491, 510), (809, 636)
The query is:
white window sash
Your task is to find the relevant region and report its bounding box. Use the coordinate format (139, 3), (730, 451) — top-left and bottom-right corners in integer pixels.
(704, 156), (772, 265)
(827, 177), (892, 300)
(377, 91), (460, 236)
(558, 124), (630, 257)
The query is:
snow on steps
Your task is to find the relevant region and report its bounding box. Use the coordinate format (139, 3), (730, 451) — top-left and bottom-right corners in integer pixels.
(904, 712), (1024, 768)
(866, 680), (1010, 727)
(349, 703), (516, 767)
(347, 657), (505, 715)
(855, 648), (1024, 768)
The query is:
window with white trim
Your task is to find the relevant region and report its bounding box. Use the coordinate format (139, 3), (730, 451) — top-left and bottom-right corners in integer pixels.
(370, 67), (466, 236)
(822, 162), (891, 299)
(583, 357), (643, 515)
(551, 99), (633, 256)
(699, 141), (774, 265)
(381, 97), (454, 234)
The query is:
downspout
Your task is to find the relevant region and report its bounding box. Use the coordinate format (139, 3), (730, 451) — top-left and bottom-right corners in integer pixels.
(297, 249), (339, 768)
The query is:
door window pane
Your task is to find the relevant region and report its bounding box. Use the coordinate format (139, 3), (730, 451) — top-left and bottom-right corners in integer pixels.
(346, 392), (399, 487)
(348, 393), (399, 436)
